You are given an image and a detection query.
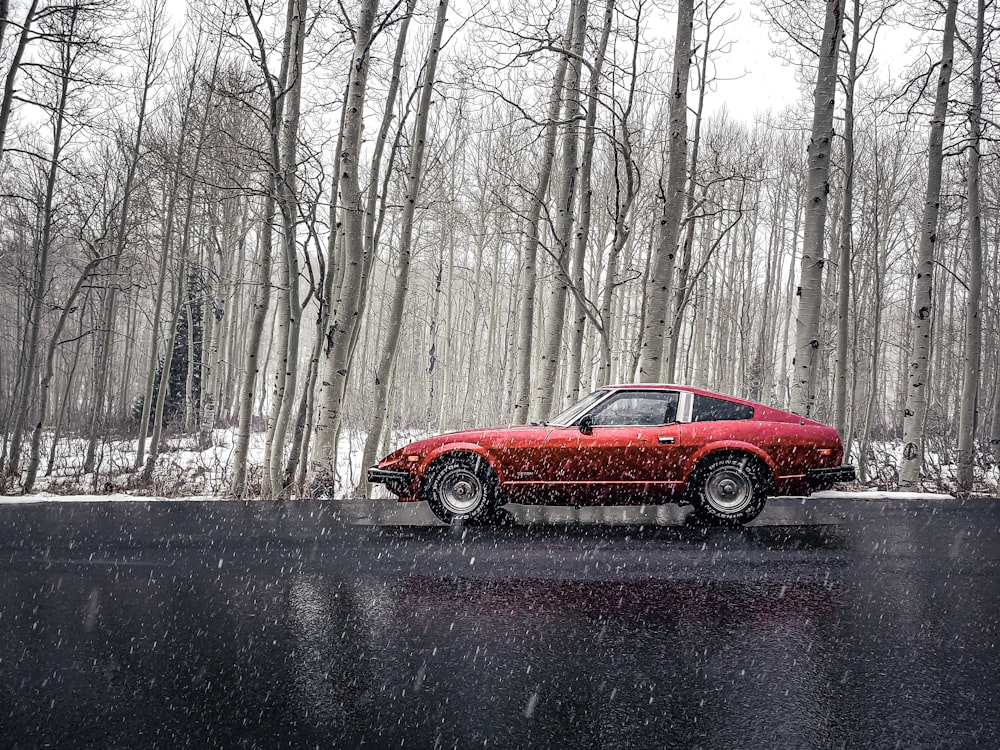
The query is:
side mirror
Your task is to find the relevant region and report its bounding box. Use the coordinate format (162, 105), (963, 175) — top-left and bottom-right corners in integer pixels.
(579, 415), (594, 435)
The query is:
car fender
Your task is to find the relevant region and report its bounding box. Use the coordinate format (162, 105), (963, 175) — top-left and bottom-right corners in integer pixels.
(684, 440), (778, 487)
(422, 442), (504, 484)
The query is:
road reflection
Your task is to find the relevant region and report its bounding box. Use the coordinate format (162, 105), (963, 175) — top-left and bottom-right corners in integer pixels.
(279, 572), (845, 749)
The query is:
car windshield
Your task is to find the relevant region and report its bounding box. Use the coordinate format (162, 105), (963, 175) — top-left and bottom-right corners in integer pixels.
(547, 390), (609, 427)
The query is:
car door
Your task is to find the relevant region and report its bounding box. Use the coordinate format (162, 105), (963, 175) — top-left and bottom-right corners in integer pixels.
(558, 390), (682, 500)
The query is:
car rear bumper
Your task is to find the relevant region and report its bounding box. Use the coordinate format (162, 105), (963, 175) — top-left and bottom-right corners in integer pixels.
(806, 464), (857, 487)
(367, 466), (414, 497)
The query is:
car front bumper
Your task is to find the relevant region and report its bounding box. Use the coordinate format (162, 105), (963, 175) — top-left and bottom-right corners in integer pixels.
(367, 466), (415, 497)
(806, 464), (857, 487)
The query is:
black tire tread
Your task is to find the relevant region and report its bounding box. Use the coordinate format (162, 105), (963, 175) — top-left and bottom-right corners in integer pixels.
(422, 452), (500, 525)
(688, 452), (769, 526)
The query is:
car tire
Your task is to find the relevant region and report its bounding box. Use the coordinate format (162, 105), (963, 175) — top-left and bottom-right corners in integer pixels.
(689, 454), (768, 525)
(423, 454), (499, 525)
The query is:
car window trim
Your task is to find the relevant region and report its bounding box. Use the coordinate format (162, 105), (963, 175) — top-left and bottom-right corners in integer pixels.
(548, 389), (618, 427)
(583, 388), (685, 428)
(677, 390), (693, 423)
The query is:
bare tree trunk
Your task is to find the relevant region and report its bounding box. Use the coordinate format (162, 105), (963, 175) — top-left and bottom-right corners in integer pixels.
(3, 13), (72, 482)
(47, 309), (87, 476)
(140, 271), (185, 487)
(24, 257), (102, 492)
(833, 0), (859, 439)
(0, 0), (39, 160)
(231, 192), (276, 495)
(356, 0), (448, 495)
(900, 0), (958, 485)
(991, 362), (1000, 463)
(956, 0), (984, 493)
(597, 7), (641, 386)
(84, 3), (162, 475)
(310, 0), (378, 488)
(638, 0), (693, 383)
(533, 0), (588, 421)
(789, 0), (843, 416)
(438, 218), (456, 433)
(665, 0), (718, 382)
(511, 6), (576, 423)
(267, 0), (308, 498)
(137, 40), (212, 467)
(565, 0), (613, 403)
(231, 0), (304, 495)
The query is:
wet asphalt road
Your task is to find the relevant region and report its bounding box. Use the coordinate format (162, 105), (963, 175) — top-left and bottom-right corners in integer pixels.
(0, 496), (997, 749)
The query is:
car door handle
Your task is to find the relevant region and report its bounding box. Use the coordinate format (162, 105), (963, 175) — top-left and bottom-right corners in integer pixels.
(658, 436), (675, 444)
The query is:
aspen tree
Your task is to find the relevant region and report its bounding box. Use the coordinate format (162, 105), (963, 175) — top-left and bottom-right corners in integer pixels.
(310, 0), (378, 488)
(0, 0), (39, 160)
(23, 256), (103, 492)
(511, 4), (577, 423)
(832, 0), (860, 440)
(136, 35), (212, 469)
(2, 2), (77, 482)
(357, 0), (449, 494)
(267, 0), (308, 498)
(638, 0), (693, 383)
(230, 0), (300, 495)
(533, 0), (588, 421)
(789, 0), (843, 417)
(565, 0), (613, 404)
(957, 0), (984, 492)
(83, 1), (163, 476)
(900, 0), (959, 485)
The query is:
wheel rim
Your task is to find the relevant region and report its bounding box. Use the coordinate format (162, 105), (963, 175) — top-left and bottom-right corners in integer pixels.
(435, 466), (485, 515)
(704, 466), (752, 513)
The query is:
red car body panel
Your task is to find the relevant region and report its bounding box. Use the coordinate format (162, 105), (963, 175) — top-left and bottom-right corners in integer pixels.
(371, 385), (849, 505)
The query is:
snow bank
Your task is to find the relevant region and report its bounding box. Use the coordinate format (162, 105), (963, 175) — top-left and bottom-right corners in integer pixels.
(812, 489), (955, 501)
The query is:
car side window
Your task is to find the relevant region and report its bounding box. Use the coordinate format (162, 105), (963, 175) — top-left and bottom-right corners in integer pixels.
(587, 391), (679, 426)
(691, 394), (754, 422)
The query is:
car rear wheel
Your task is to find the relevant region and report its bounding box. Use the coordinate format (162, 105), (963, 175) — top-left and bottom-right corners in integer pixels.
(424, 454), (499, 524)
(689, 454), (768, 525)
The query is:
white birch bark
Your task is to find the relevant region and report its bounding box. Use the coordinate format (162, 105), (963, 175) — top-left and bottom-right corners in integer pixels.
(899, 0), (958, 484)
(638, 0), (693, 383)
(511, 6), (576, 423)
(833, 0), (860, 439)
(84, 2), (161, 474)
(565, 0), (613, 403)
(788, 0), (843, 417)
(357, 0), (448, 495)
(268, 0), (308, 498)
(956, 0), (984, 492)
(532, 0), (588, 421)
(2, 10), (72, 481)
(309, 0), (378, 487)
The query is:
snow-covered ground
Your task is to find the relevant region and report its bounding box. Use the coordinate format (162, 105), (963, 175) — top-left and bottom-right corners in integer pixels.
(0, 493), (218, 504)
(14, 427), (433, 499)
(812, 489), (955, 501)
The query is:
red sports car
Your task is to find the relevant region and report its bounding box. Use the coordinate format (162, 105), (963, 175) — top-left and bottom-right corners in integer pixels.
(367, 384), (855, 525)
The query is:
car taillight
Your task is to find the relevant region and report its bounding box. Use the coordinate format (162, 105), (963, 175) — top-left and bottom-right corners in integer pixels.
(406, 455), (420, 463)
(817, 448), (833, 457)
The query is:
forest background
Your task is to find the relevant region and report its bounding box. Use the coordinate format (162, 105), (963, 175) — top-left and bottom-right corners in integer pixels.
(0, 0), (996, 498)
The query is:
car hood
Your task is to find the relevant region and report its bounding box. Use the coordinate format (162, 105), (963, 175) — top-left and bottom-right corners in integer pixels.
(379, 425), (551, 465)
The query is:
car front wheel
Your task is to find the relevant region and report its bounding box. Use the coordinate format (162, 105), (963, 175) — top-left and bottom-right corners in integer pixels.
(424, 454), (499, 524)
(689, 454), (768, 525)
